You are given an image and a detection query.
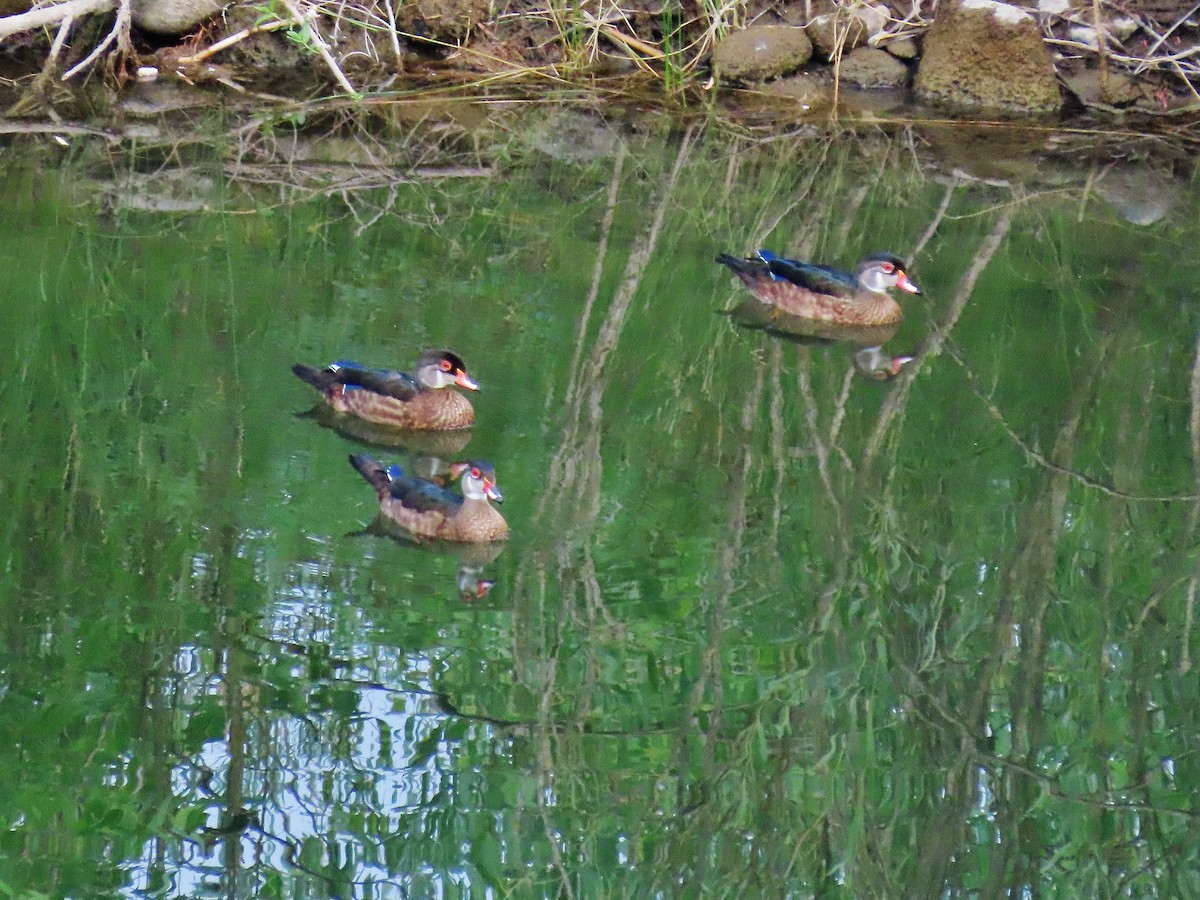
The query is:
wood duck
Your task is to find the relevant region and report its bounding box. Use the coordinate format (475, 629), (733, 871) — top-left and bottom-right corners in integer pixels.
(854, 346), (915, 380)
(349, 454), (508, 543)
(355, 514), (504, 599)
(293, 350), (477, 431)
(717, 250), (921, 326)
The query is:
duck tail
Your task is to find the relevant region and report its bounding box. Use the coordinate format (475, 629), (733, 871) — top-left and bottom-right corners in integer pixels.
(349, 454), (392, 499)
(293, 363), (338, 392)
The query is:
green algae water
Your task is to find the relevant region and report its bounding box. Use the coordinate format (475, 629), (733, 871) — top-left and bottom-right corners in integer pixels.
(2, 99), (1200, 897)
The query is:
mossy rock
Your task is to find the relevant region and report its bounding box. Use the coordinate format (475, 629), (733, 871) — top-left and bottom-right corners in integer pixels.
(913, 0), (1061, 114)
(806, 5), (888, 59)
(883, 37), (919, 60)
(132, 0), (224, 35)
(838, 47), (909, 89)
(713, 25), (813, 83)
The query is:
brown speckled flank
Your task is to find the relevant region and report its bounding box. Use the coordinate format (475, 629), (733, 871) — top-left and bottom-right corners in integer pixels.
(379, 495), (508, 542)
(738, 276), (903, 326)
(326, 385), (474, 430)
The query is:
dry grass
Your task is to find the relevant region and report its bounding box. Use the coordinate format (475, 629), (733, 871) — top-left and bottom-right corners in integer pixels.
(0, 0), (1198, 115)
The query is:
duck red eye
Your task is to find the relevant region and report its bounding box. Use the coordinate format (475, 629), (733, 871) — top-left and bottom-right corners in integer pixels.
(440, 359), (452, 372)
(881, 262), (895, 274)
(471, 467), (481, 479)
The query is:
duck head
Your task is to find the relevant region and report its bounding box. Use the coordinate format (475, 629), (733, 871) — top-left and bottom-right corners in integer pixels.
(451, 460), (504, 503)
(417, 349), (479, 391)
(854, 346), (915, 380)
(856, 255), (921, 296)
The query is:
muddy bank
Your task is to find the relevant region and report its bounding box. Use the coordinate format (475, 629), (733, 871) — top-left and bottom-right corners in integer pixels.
(0, 0), (1198, 127)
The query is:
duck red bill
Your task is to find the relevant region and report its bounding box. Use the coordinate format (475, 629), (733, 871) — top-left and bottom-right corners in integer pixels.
(484, 480), (504, 502)
(455, 370), (480, 391)
(897, 272), (922, 294)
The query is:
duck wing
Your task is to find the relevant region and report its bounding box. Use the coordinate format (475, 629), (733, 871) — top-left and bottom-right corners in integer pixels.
(763, 257), (858, 298)
(389, 473), (464, 514)
(330, 361), (422, 401)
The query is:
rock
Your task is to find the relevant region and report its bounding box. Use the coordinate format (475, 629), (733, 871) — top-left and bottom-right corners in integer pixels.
(807, 6), (889, 59)
(913, 0), (1062, 114)
(1068, 25), (1101, 49)
(1060, 68), (1157, 108)
(713, 26), (813, 82)
(838, 85), (908, 117)
(882, 37), (919, 60)
(837, 47), (909, 88)
(1108, 17), (1139, 41)
(525, 110), (624, 162)
(919, 123), (1047, 182)
(761, 73), (833, 109)
(1094, 166), (1177, 225)
(132, 0), (224, 35)
(1037, 0), (1070, 14)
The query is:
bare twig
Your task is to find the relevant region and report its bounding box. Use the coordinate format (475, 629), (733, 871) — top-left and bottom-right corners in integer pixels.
(381, 0), (403, 67)
(862, 210), (1013, 466)
(175, 18), (299, 66)
(47, 15), (74, 68)
(62, 0), (131, 80)
(1091, 0), (1109, 97)
(911, 173), (960, 259)
(279, 0), (360, 97)
(946, 340), (1200, 502)
(0, 0), (112, 40)
(581, 9), (665, 61)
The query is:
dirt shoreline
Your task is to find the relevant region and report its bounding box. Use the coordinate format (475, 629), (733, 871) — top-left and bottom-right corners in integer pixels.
(0, 0), (1198, 124)
(0, 0), (1198, 182)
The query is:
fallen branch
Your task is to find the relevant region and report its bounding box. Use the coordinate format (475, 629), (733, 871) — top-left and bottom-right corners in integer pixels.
(0, 0), (113, 41)
(62, 0), (131, 79)
(175, 17), (299, 67)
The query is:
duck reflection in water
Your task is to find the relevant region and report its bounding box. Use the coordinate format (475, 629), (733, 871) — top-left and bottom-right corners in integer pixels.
(354, 514), (504, 602)
(854, 346), (916, 380)
(718, 247), (921, 379)
(297, 402), (475, 459)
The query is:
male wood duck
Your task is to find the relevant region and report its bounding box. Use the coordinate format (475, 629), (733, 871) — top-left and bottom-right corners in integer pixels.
(293, 350), (478, 431)
(717, 250), (921, 326)
(349, 454), (508, 543)
(854, 346), (915, 380)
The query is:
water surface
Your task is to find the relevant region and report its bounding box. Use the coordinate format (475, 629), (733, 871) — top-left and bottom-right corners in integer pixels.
(2, 99), (1199, 897)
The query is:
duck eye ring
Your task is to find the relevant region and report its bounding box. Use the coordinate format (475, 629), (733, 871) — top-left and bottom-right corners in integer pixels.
(881, 262), (895, 273)
(471, 467), (482, 479)
(440, 359), (453, 372)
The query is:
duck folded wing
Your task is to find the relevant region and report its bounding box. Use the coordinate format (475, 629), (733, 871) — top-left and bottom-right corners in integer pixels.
(765, 259), (857, 297)
(332, 364), (421, 400)
(389, 476), (463, 513)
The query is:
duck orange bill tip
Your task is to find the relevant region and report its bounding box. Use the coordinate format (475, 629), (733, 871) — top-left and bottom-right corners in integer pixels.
(897, 273), (922, 295)
(456, 371), (480, 391)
